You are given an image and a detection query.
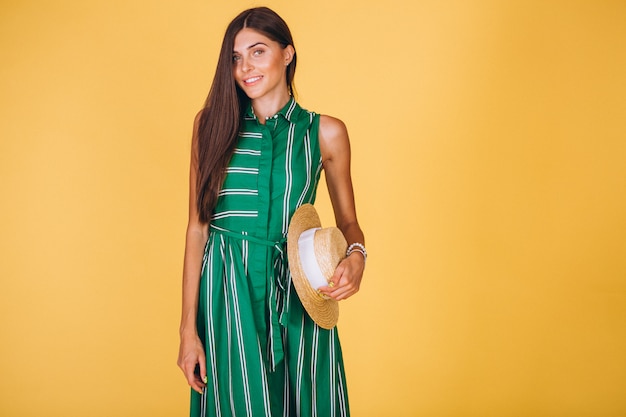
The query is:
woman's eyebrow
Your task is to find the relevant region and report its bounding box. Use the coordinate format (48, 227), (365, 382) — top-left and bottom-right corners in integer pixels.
(247, 42), (268, 49)
(233, 42), (269, 54)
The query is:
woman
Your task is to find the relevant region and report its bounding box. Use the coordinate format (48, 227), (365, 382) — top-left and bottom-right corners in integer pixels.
(177, 7), (366, 417)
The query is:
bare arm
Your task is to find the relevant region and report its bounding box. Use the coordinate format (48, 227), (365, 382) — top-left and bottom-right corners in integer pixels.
(177, 111), (209, 394)
(317, 115), (366, 301)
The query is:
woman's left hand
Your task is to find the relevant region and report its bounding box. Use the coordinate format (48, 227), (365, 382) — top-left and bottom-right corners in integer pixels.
(318, 253), (365, 301)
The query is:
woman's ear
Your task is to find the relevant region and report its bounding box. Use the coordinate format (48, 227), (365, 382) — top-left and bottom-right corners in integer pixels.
(284, 45), (295, 66)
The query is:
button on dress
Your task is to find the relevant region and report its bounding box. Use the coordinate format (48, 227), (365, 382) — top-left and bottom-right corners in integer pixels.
(191, 98), (350, 417)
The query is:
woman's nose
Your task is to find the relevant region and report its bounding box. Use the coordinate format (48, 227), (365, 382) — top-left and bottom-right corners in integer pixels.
(241, 57), (253, 72)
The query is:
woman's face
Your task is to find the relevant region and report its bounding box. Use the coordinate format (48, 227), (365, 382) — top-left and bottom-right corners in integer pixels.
(232, 28), (293, 101)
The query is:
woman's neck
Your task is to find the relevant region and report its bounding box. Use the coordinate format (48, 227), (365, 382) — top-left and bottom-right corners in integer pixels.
(251, 92), (291, 123)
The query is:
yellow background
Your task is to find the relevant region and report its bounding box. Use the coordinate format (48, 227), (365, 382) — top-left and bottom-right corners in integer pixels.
(1, 0), (625, 416)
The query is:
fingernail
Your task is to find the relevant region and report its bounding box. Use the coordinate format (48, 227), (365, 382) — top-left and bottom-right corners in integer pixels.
(203, 375), (208, 384)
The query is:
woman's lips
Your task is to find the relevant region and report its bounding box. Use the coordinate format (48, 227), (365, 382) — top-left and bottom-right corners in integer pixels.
(244, 75), (263, 85)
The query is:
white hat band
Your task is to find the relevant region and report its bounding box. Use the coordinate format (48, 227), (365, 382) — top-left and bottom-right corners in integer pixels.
(297, 228), (328, 290)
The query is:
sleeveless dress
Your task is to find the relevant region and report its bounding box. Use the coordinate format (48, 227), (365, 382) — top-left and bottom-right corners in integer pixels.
(190, 98), (350, 417)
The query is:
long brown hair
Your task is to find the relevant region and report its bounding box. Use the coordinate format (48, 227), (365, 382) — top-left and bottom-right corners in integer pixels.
(196, 7), (297, 223)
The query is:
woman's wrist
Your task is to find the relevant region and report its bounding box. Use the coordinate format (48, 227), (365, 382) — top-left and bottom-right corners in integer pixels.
(179, 322), (198, 339)
(346, 242), (367, 265)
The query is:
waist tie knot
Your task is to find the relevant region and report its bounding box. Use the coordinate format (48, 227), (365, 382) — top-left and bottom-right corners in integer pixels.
(209, 224), (290, 371)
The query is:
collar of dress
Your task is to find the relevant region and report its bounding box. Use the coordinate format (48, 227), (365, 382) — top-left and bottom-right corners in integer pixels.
(244, 97), (300, 123)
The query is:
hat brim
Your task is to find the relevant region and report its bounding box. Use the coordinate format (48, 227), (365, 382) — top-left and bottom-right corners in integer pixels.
(287, 204), (339, 329)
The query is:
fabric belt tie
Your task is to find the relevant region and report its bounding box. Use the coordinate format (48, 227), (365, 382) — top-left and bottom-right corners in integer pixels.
(209, 224), (290, 371)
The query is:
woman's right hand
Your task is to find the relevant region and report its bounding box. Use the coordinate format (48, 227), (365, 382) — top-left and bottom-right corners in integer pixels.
(177, 333), (207, 394)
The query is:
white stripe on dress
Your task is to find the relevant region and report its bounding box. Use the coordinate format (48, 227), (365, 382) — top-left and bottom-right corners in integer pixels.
(338, 364), (347, 417)
(234, 148), (261, 156)
(283, 347), (291, 417)
(296, 127), (313, 208)
(239, 131), (263, 138)
(218, 188), (258, 197)
(295, 313), (306, 414)
(242, 232), (248, 275)
(219, 236), (237, 417)
(311, 325), (320, 417)
(211, 210), (258, 220)
(226, 167), (259, 174)
(282, 122), (296, 234)
(227, 245), (253, 417)
(329, 328), (337, 417)
(256, 336), (272, 417)
(206, 238), (222, 416)
(285, 99), (297, 120)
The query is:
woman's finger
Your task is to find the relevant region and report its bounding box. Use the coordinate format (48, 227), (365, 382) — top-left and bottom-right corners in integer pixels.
(198, 350), (207, 387)
(186, 363), (205, 394)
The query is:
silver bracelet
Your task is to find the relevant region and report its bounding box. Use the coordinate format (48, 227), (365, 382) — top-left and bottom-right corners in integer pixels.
(346, 242), (367, 264)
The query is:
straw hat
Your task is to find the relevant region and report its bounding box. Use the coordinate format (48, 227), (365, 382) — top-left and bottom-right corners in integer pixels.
(287, 204), (347, 329)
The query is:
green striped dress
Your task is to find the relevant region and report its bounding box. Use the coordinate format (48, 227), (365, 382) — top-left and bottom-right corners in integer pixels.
(191, 98), (350, 417)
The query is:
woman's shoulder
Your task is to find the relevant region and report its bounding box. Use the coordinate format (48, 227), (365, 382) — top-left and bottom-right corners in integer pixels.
(319, 114), (348, 143)
(318, 114), (350, 161)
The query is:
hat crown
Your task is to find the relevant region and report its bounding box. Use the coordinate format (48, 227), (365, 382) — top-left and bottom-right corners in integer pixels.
(313, 227), (347, 279)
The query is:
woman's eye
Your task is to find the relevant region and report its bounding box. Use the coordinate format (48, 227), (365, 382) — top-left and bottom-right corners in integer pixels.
(253, 49), (264, 56)
(232, 55), (241, 63)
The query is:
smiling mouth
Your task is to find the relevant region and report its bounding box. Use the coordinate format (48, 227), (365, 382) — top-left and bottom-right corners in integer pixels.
(244, 76), (263, 85)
